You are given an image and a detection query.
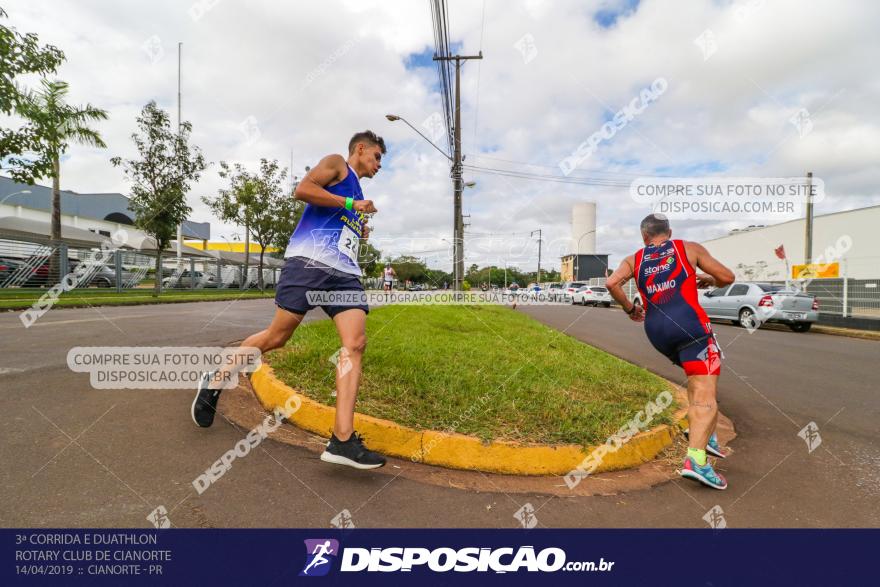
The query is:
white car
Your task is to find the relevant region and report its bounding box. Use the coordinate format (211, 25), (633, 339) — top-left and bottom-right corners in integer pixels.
(571, 285), (612, 307)
(560, 281), (588, 302)
(546, 283), (564, 301)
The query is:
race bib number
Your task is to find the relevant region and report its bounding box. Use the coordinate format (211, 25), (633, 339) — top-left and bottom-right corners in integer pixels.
(338, 225), (359, 263)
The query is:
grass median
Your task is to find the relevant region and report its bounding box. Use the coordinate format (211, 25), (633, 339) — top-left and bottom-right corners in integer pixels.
(0, 287), (275, 310)
(269, 304), (674, 447)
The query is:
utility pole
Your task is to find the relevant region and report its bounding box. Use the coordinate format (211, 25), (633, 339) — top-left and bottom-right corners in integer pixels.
(175, 42), (183, 261)
(802, 170), (814, 293)
(433, 52), (482, 291)
(177, 42), (182, 133)
(803, 171), (814, 265)
(531, 229), (543, 285)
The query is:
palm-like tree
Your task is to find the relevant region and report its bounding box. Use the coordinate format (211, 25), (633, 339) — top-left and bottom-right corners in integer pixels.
(18, 79), (108, 245)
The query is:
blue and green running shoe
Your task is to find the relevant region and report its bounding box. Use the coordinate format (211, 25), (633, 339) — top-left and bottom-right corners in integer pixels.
(680, 457), (728, 490)
(683, 429), (727, 458)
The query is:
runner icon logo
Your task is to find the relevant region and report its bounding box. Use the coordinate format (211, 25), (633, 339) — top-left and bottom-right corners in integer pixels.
(300, 539), (340, 577)
(702, 505), (727, 529)
(331, 509), (356, 529)
(146, 505), (171, 529)
(798, 421), (822, 453)
(514, 503), (538, 529)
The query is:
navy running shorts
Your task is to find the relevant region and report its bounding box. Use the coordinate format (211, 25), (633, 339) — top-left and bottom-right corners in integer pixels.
(647, 328), (723, 376)
(274, 256), (369, 318)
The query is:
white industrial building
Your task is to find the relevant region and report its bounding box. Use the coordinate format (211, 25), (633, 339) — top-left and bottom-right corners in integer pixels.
(561, 202), (609, 281)
(703, 205), (879, 281)
(0, 176), (210, 243)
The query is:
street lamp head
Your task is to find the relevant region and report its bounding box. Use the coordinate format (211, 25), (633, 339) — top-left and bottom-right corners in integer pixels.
(464, 181), (476, 188)
(385, 114), (400, 122)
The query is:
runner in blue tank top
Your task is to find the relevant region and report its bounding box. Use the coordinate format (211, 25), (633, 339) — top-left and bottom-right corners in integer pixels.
(606, 214), (735, 490)
(192, 131), (388, 470)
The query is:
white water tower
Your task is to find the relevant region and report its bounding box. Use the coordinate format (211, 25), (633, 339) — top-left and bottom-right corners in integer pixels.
(571, 202), (597, 254)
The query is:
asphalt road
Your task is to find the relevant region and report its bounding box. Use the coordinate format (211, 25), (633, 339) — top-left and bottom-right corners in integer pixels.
(0, 299), (877, 528)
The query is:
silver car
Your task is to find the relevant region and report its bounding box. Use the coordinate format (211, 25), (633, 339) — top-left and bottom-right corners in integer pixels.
(700, 282), (819, 332)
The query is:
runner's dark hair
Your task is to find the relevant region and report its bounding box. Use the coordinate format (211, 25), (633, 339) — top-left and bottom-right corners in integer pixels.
(349, 130), (386, 155)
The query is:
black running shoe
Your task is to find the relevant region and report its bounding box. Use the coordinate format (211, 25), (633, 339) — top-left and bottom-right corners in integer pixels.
(191, 371), (222, 428)
(320, 432), (386, 469)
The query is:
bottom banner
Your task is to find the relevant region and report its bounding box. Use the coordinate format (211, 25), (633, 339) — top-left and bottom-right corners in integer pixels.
(2, 529), (872, 585)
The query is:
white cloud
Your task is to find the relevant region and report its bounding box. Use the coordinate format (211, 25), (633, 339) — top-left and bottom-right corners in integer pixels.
(2, 0), (877, 270)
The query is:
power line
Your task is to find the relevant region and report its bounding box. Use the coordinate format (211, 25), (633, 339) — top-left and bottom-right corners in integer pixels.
(429, 0), (455, 154)
(471, 0), (486, 154)
(464, 153), (665, 178)
(462, 164), (635, 186)
(464, 230), (533, 237)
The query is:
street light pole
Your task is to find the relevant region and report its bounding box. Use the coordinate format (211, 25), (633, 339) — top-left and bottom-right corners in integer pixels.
(574, 229), (598, 281)
(386, 106), (480, 292)
(0, 189), (32, 208)
(531, 229), (543, 284)
(176, 42), (183, 261)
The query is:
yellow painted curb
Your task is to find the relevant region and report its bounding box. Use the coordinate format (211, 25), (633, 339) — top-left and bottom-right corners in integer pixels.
(250, 363), (688, 476)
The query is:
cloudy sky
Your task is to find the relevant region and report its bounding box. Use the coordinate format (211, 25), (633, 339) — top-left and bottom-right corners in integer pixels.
(3, 0), (878, 271)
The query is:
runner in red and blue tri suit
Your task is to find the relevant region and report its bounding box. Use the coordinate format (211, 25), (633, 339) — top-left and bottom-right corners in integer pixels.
(633, 239), (719, 376)
(606, 214), (736, 490)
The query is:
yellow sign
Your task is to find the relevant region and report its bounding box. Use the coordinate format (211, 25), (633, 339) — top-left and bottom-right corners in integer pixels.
(184, 241), (278, 254)
(792, 262), (839, 279)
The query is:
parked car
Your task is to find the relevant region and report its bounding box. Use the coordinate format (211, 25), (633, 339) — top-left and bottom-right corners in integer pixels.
(6, 257), (81, 287)
(0, 257), (23, 285)
(547, 282), (564, 300)
(162, 270), (218, 289)
(571, 285), (612, 307)
(700, 282), (818, 332)
(560, 281), (587, 302)
(86, 265), (137, 288)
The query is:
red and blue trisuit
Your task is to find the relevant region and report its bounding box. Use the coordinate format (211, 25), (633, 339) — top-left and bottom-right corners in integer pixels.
(633, 239), (722, 376)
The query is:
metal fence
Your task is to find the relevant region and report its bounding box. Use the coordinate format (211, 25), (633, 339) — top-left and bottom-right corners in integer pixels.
(0, 236), (279, 293)
(763, 278), (879, 319)
(582, 273), (880, 319)
(159, 257), (279, 290)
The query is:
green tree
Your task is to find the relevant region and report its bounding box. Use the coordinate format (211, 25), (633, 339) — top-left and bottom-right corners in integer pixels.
(111, 101), (207, 296)
(389, 255), (427, 284)
(0, 7), (65, 183)
(204, 159), (296, 290)
(268, 180), (305, 258)
(358, 240), (383, 278)
(18, 80), (108, 245)
(424, 267), (452, 288)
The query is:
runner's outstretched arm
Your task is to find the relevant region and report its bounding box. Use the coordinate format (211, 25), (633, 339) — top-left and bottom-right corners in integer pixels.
(686, 242), (735, 288)
(294, 154), (377, 213)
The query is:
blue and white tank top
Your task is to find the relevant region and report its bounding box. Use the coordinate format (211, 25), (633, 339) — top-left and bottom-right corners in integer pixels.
(284, 163), (366, 275)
